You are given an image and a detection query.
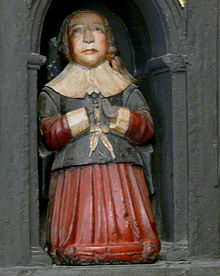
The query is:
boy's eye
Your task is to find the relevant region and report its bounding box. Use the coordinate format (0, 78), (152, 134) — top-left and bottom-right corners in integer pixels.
(94, 27), (103, 32)
(72, 29), (80, 34)
(71, 27), (82, 35)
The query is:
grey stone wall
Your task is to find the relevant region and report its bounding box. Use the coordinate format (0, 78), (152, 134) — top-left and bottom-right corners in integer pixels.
(0, 0), (31, 266)
(187, 0), (220, 258)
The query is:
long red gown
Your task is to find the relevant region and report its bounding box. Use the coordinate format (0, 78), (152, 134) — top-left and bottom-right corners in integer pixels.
(40, 94), (160, 264)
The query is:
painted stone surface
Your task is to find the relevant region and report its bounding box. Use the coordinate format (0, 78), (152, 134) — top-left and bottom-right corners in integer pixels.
(39, 10), (161, 264)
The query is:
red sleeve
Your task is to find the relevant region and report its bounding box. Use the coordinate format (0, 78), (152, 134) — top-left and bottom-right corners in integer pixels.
(40, 116), (72, 150)
(125, 110), (154, 144)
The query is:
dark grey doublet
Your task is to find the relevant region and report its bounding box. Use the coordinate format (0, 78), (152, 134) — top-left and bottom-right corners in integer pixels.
(38, 84), (150, 171)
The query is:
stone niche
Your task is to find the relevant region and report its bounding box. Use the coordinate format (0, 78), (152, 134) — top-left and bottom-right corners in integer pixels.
(0, 0), (219, 271)
(32, 0), (189, 263)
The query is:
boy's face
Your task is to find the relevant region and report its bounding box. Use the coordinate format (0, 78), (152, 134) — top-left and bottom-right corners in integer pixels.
(68, 12), (108, 68)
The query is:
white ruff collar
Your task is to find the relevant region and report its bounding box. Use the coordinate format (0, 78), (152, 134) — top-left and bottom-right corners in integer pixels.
(46, 61), (131, 98)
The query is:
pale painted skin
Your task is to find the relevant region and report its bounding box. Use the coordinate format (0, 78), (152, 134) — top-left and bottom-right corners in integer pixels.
(68, 12), (108, 68)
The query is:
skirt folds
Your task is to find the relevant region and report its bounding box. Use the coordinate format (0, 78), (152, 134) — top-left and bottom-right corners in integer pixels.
(47, 163), (160, 263)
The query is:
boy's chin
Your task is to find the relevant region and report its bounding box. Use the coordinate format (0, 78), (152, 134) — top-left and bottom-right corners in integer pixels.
(73, 56), (106, 69)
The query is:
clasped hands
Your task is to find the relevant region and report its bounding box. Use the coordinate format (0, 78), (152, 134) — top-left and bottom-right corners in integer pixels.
(85, 93), (119, 124)
(84, 93), (130, 138)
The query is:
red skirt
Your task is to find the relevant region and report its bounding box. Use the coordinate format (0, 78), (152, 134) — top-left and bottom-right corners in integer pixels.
(47, 163), (160, 263)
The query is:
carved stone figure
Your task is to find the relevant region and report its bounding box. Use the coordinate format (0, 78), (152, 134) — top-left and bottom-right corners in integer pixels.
(38, 10), (160, 264)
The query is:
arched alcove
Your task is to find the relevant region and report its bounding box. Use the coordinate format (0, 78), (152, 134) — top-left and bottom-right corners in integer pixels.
(28, 0), (188, 262)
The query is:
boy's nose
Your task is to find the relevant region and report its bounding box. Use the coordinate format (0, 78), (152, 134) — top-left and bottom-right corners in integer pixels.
(83, 29), (95, 44)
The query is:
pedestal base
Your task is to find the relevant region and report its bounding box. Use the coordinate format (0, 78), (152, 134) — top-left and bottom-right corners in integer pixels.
(1, 260), (220, 276)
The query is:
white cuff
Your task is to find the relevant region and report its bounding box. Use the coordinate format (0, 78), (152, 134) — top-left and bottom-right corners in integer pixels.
(109, 107), (130, 136)
(66, 107), (90, 137)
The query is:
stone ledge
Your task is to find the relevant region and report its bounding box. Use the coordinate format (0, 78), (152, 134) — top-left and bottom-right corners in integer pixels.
(147, 53), (188, 74)
(1, 260), (220, 276)
(28, 53), (47, 70)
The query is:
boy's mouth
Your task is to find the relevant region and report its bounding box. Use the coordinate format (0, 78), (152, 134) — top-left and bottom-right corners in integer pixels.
(82, 49), (98, 54)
